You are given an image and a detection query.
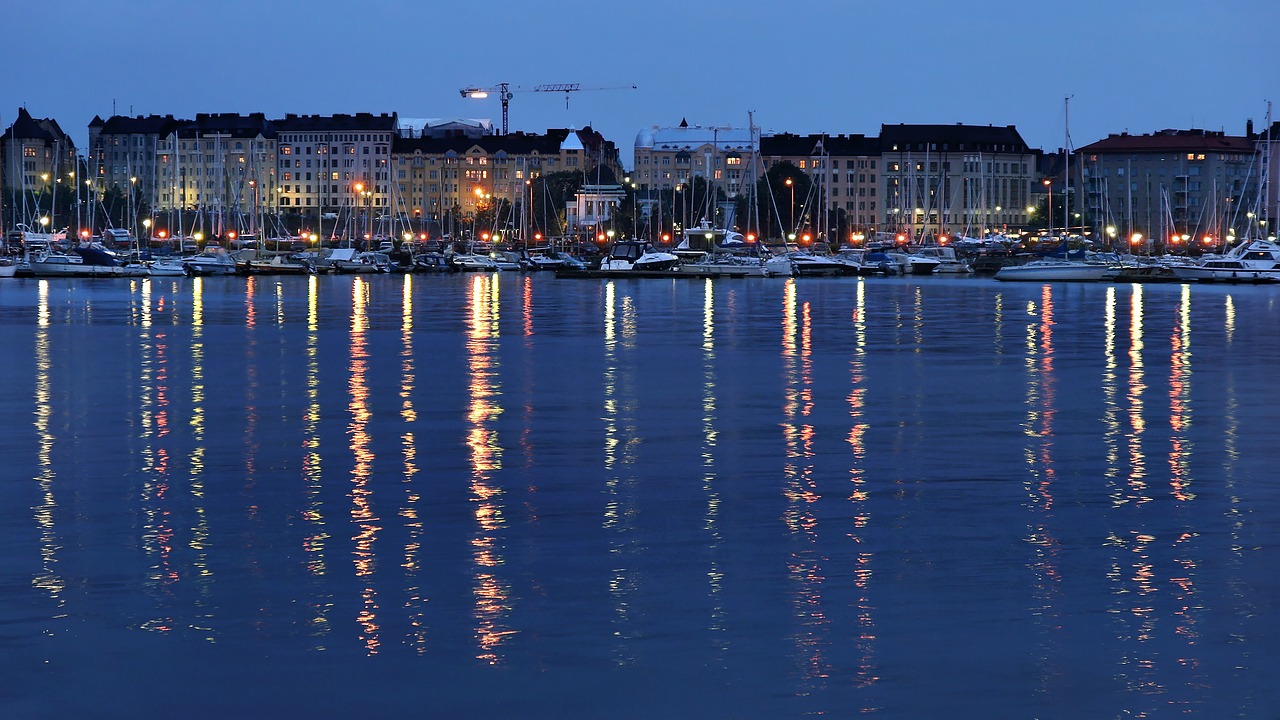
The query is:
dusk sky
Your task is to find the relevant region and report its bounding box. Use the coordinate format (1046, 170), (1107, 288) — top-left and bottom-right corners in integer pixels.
(9, 0), (1278, 164)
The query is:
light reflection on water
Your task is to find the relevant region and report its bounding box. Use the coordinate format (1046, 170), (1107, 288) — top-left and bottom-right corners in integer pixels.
(3, 276), (1280, 718)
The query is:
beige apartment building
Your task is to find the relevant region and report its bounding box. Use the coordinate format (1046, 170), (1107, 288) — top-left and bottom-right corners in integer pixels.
(391, 126), (623, 234)
(878, 124), (1036, 240)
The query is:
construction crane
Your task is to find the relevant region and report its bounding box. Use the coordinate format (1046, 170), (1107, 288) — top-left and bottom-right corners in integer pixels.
(459, 82), (637, 135)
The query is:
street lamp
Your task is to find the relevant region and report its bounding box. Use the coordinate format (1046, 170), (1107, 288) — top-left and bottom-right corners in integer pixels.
(785, 177), (794, 236)
(1043, 179), (1052, 235)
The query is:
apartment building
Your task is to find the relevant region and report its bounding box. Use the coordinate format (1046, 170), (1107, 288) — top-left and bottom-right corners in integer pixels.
(1076, 128), (1262, 243)
(391, 126), (622, 229)
(759, 133), (881, 235)
(2, 107), (79, 225)
(879, 124), (1036, 239)
(632, 120), (756, 198)
(274, 113), (397, 224)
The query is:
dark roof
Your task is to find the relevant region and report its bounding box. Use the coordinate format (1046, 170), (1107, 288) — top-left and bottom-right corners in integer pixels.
(182, 113), (276, 139)
(273, 112), (398, 132)
(1076, 129), (1253, 154)
(762, 132), (879, 156)
(89, 115), (105, 128)
(100, 114), (188, 136)
(4, 107), (54, 141)
(879, 123), (1030, 153)
(3, 107), (76, 148)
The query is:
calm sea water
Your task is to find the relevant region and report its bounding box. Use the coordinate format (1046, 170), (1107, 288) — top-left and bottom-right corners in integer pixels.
(1, 272), (1278, 718)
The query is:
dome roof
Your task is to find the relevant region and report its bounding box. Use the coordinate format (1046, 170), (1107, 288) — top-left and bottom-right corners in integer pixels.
(634, 127), (654, 149)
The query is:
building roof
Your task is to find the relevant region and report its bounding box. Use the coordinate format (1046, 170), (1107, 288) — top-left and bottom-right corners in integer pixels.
(762, 133), (879, 156)
(879, 123), (1030, 153)
(1076, 128), (1253, 154)
(99, 114), (188, 136)
(638, 122), (756, 152)
(183, 113), (277, 139)
(3, 107), (55, 142)
(273, 112), (398, 133)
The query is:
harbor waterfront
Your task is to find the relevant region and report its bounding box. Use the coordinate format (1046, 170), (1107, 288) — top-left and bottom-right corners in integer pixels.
(2, 273), (1278, 718)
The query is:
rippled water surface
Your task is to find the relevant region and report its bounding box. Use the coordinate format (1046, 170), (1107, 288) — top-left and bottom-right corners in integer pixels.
(1, 273), (1278, 718)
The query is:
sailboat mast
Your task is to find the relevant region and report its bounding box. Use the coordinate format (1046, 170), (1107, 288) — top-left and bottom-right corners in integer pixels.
(1063, 96), (1070, 237)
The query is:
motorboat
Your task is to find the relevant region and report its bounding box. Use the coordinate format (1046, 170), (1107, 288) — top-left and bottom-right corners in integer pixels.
(885, 250), (940, 275)
(677, 251), (769, 277)
(763, 250), (848, 277)
(183, 249), (238, 276)
(147, 257), (188, 277)
(1168, 238), (1280, 283)
(29, 249), (126, 278)
(413, 252), (457, 273)
(912, 245), (973, 274)
(489, 251), (525, 271)
(994, 257), (1115, 282)
(674, 220), (751, 262)
(451, 252), (501, 271)
(599, 241), (680, 271)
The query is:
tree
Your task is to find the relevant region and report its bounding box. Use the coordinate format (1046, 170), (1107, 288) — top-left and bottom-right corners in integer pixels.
(532, 171), (582, 238)
(742, 162), (813, 242)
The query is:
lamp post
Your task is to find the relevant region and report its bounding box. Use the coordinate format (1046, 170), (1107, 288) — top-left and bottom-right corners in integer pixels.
(785, 177), (794, 237)
(1043, 179), (1052, 235)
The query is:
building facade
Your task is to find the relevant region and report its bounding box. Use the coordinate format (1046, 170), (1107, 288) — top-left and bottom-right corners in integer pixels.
(878, 124), (1036, 240)
(1076, 128), (1260, 245)
(633, 120), (757, 199)
(759, 133), (882, 237)
(2, 107), (79, 230)
(273, 113), (397, 231)
(391, 126), (622, 238)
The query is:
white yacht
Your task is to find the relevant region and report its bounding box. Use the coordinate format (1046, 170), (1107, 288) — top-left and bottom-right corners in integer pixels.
(1168, 238), (1280, 283)
(183, 249), (238, 276)
(763, 250), (848, 277)
(912, 245), (973, 273)
(994, 257), (1115, 282)
(599, 241), (680, 271)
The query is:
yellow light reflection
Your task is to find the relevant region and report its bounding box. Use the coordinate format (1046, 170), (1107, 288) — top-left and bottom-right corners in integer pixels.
(348, 277), (381, 654)
(302, 275), (330, 643)
(600, 280), (640, 664)
(700, 280), (726, 655)
(847, 279), (879, 693)
(780, 282), (829, 687)
(187, 278), (213, 641)
(1168, 285), (1193, 502)
(1127, 287), (1149, 504)
(32, 280), (64, 601)
(140, 277), (179, 632)
(465, 273), (512, 663)
(401, 274), (427, 651)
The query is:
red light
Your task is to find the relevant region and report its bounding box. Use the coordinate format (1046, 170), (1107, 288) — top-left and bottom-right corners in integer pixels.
(897, 234), (906, 243)
(80, 230), (90, 239)
(746, 234), (756, 242)
(481, 232), (490, 241)
(661, 234), (671, 242)
(1170, 235), (1180, 244)
(939, 235), (949, 244)
(420, 233), (428, 240)
(157, 230), (168, 239)
(597, 233), (606, 242)
(801, 233), (812, 245)
(227, 231), (237, 239)
(534, 233), (542, 241)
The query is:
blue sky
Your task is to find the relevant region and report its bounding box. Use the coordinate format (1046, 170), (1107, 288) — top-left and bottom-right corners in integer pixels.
(8, 0), (1278, 165)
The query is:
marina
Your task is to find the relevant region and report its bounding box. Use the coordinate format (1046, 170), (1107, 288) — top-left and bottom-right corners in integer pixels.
(2, 272), (1278, 718)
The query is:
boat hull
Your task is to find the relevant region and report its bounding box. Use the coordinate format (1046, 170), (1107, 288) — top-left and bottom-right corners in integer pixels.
(994, 262), (1112, 282)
